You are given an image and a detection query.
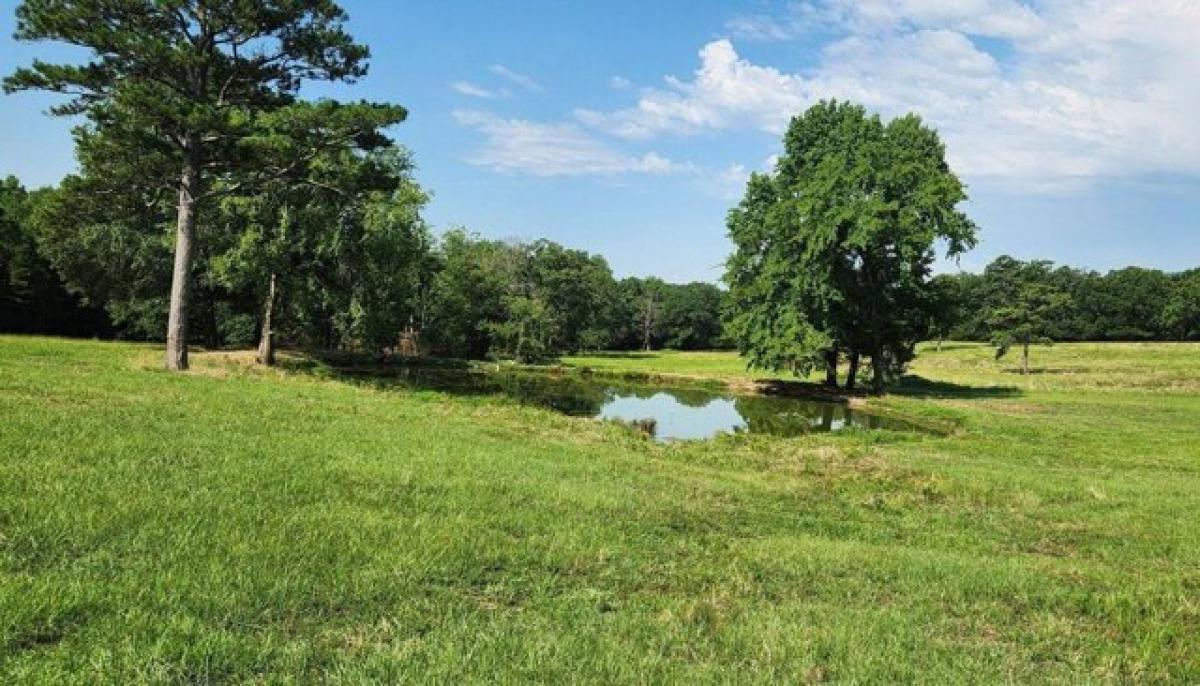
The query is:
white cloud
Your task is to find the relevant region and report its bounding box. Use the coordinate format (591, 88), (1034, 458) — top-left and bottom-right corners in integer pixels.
(575, 40), (810, 139)
(451, 81), (500, 99)
(608, 76), (632, 90)
(451, 110), (686, 177)
(577, 1), (1200, 190)
(490, 64), (541, 91)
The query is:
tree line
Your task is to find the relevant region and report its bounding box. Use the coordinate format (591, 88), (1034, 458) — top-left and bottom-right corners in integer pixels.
(932, 257), (1200, 344)
(10, 162), (1191, 367)
(0, 172), (728, 359)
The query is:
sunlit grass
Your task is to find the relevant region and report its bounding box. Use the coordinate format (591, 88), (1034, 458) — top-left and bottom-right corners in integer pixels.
(2, 336), (1198, 682)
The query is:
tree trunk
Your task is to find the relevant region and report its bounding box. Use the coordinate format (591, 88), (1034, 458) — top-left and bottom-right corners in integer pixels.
(1021, 342), (1029, 375)
(641, 297), (654, 351)
(871, 350), (886, 394)
(165, 150), (199, 370)
(257, 272), (277, 366)
(824, 346), (839, 388)
(936, 336), (943, 352)
(846, 351), (860, 391)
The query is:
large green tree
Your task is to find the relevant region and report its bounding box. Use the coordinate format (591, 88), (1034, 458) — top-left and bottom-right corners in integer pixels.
(5, 0), (387, 369)
(724, 100), (977, 392)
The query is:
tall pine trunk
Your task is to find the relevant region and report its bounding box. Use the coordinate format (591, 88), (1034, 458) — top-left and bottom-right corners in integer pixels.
(165, 148), (199, 370)
(257, 272), (277, 366)
(1021, 342), (1029, 375)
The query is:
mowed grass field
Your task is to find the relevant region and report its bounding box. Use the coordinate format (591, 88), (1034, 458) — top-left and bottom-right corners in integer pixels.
(2, 336), (1198, 683)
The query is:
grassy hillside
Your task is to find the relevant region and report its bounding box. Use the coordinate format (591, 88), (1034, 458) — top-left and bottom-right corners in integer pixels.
(2, 336), (1198, 682)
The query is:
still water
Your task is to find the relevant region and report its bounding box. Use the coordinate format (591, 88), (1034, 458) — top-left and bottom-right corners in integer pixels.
(348, 368), (918, 441)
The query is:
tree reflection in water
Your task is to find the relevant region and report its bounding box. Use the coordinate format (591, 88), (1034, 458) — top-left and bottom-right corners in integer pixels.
(348, 367), (919, 441)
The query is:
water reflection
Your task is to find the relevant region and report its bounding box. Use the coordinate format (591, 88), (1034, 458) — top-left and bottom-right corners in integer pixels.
(348, 367), (918, 441)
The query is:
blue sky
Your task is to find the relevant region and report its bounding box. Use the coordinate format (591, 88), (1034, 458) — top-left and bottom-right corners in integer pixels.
(1, 0), (1197, 282)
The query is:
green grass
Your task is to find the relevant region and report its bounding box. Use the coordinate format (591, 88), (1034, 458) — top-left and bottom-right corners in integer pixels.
(2, 336), (1198, 683)
(563, 349), (796, 384)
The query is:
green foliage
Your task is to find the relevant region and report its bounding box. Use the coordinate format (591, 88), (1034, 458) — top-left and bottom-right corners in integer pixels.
(4, 0), (396, 363)
(937, 256), (1189, 343)
(987, 281), (1072, 370)
(421, 229), (509, 358)
(341, 171), (434, 353)
(658, 282), (726, 350)
(724, 101), (976, 391)
(1162, 270), (1200, 340)
(486, 294), (555, 363)
(0, 176), (112, 336)
(525, 240), (620, 353)
(424, 234), (624, 361)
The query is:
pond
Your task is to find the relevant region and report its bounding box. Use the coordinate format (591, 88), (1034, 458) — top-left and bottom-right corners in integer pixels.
(345, 367), (920, 441)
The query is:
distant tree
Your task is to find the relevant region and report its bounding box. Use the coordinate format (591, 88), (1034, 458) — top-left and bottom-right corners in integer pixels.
(1091, 267), (1173, 340)
(987, 282), (1071, 374)
(422, 231), (508, 358)
(1162, 270), (1200, 341)
(614, 277), (667, 351)
(0, 177), (111, 336)
(724, 101), (977, 392)
(487, 294), (554, 363)
(421, 232), (621, 360)
(5, 0), (391, 369)
(927, 274), (967, 351)
(526, 241), (618, 353)
(659, 282), (725, 350)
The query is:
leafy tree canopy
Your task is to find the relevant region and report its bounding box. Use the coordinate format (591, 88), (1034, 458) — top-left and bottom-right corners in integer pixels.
(724, 100), (977, 392)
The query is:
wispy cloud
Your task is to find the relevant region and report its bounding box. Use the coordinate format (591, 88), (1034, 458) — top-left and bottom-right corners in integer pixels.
(490, 64), (541, 91)
(450, 81), (501, 99)
(577, 0), (1200, 190)
(452, 110), (685, 176)
(724, 13), (799, 41)
(608, 76), (632, 91)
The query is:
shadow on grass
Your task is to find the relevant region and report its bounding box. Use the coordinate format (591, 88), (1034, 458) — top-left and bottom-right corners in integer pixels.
(753, 379), (856, 403)
(889, 375), (1022, 399)
(567, 351), (660, 360)
(314, 350), (474, 372)
(320, 360), (617, 417)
